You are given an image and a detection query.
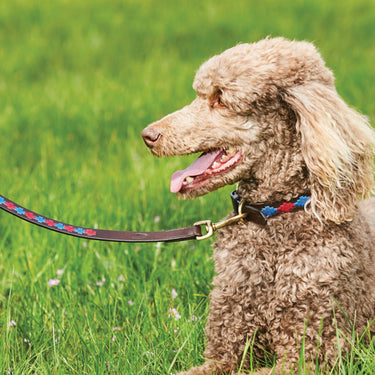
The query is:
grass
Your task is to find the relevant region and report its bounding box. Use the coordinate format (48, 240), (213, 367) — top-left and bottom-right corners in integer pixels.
(0, 0), (375, 373)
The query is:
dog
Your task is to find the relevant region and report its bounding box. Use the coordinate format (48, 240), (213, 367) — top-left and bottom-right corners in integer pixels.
(142, 37), (375, 374)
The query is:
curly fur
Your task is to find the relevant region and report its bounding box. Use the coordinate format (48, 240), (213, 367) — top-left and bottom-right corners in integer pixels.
(142, 37), (375, 374)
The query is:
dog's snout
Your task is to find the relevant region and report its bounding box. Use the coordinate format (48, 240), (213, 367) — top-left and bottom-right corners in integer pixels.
(142, 127), (161, 148)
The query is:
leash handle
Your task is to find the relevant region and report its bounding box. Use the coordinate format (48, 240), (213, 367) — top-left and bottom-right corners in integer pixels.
(0, 195), (201, 243)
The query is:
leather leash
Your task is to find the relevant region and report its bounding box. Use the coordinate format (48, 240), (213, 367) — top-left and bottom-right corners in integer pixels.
(0, 192), (309, 243)
(0, 195), (201, 243)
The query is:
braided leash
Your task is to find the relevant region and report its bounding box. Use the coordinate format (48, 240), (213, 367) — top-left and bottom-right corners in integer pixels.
(0, 195), (201, 243)
(0, 192), (310, 243)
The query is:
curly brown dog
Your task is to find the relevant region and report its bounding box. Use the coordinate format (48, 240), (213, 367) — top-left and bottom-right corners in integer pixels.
(142, 37), (375, 374)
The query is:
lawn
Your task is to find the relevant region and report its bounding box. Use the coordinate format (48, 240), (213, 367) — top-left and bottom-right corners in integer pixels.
(0, 0), (375, 373)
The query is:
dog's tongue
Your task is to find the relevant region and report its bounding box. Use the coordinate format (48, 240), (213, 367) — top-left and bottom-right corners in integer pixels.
(170, 150), (221, 193)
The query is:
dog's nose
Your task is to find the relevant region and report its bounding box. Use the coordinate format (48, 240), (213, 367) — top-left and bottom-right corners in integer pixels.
(141, 127), (161, 148)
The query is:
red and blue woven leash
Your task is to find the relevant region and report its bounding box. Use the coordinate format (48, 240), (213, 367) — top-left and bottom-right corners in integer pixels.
(0, 195), (201, 243)
(0, 192), (309, 243)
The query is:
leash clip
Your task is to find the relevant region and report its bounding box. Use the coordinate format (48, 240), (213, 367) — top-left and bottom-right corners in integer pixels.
(194, 220), (215, 240)
(194, 200), (247, 240)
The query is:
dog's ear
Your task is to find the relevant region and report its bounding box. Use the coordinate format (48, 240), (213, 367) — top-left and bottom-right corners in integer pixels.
(283, 82), (375, 223)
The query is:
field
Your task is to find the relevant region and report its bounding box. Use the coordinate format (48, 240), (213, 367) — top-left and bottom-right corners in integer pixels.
(0, 0), (375, 373)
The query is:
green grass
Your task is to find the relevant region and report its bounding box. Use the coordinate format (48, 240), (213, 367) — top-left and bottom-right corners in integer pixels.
(0, 0), (375, 373)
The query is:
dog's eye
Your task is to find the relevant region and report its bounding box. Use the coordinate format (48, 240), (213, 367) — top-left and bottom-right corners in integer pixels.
(210, 96), (226, 109)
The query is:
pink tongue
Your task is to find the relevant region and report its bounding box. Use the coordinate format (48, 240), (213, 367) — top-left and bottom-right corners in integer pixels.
(170, 151), (221, 193)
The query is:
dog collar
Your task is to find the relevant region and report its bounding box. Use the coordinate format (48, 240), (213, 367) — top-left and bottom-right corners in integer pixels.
(230, 190), (310, 225)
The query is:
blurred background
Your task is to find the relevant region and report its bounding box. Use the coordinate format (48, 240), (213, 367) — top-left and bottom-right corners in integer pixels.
(0, 0), (374, 373)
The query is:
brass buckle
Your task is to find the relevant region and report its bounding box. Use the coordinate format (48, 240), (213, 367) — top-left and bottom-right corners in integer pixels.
(193, 220), (215, 240)
(194, 200), (247, 240)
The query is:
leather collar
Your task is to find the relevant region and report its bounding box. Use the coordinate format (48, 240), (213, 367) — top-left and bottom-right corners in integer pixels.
(230, 190), (310, 226)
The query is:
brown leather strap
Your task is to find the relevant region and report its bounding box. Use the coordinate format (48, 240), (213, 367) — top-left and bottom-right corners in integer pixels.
(0, 195), (202, 243)
(92, 226), (202, 242)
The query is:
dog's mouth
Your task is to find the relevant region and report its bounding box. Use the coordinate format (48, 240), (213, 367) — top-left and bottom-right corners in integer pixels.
(170, 148), (242, 193)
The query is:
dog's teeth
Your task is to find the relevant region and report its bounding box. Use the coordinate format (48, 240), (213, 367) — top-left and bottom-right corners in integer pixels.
(212, 161), (220, 169)
(226, 147), (236, 155)
(185, 177), (194, 183)
(221, 155), (229, 162)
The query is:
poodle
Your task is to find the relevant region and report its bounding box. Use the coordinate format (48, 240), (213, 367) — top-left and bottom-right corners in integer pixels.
(141, 37), (375, 374)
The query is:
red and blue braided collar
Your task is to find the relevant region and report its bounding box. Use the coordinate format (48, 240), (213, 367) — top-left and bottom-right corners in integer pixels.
(231, 191), (310, 226)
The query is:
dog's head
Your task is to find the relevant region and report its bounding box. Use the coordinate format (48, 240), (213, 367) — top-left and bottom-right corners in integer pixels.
(142, 37), (375, 223)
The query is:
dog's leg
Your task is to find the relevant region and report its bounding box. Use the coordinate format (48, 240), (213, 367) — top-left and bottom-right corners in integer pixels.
(178, 286), (262, 374)
(250, 316), (348, 375)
